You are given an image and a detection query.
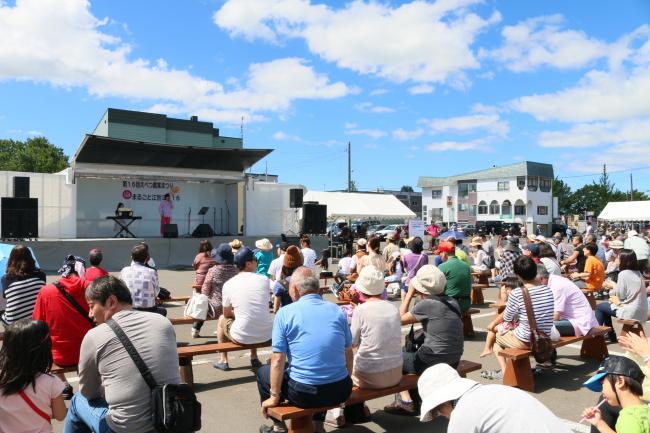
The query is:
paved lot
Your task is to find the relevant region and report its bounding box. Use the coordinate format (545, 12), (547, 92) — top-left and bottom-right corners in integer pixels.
(45, 266), (630, 433)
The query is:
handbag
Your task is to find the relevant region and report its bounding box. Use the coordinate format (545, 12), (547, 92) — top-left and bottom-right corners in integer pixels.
(184, 292), (211, 321)
(106, 319), (201, 433)
(521, 286), (554, 363)
(54, 282), (95, 327)
(403, 325), (425, 353)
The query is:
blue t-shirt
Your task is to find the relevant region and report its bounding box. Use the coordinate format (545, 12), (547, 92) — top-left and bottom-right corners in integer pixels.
(255, 250), (274, 277)
(272, 294), (352, 385)
(272, 277), (293, 308)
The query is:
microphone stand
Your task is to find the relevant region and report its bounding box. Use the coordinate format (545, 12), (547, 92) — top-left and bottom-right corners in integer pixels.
(186, 207), (192, 237)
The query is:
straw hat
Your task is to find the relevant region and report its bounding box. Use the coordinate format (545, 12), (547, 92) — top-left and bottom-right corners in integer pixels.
(229, 239), (243, 252)
(357, 238), (367, 246)
(418, 363), (478, 422)
(609, 240), (624, 249)
(411, 265), (447, 296)
(355, 266), (386, 296)
(255, 238), (273, 252)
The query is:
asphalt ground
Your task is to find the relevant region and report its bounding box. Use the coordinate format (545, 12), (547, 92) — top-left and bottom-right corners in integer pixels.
(39, 263), (631, 433)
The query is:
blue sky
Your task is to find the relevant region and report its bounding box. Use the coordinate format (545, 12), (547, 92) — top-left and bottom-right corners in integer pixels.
(1, 0), (649, 194)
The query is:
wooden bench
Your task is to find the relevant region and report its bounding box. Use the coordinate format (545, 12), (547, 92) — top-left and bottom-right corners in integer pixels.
(267, 360), (482, 433)
(462, 308), (480, 337)
(499, 325), (611, 392)
(619, 319), (644, 337)
(169, 315), (219, 326)
(177, 340), (271, 386)
(159, 295), (191, 305)
(470, 284), (489, 305)
(471, 271), (491, 286)
(581, 288), (599, 310)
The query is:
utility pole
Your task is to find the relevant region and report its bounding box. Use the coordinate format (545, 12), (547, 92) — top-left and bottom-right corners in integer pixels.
(630, 173), (634, 201)
(347, 141), (351, 192)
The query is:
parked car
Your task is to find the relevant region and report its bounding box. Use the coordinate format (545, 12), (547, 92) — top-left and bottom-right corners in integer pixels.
(459, 224), (476, 236)
(374, 224), (400, 240)
(367, 224), (387, 237)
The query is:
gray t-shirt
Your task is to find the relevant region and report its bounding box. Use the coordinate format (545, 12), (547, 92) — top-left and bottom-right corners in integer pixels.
(410, 296), (463, 365)
(351, 300), (403, 373)
(78, 310), (180, 433)
(614, 270), (648, 322)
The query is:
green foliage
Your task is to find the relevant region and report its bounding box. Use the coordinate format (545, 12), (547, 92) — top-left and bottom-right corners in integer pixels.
(400, 185), (414, 192)
(0, 137), (69, 173)
(552, 177), (573, 215)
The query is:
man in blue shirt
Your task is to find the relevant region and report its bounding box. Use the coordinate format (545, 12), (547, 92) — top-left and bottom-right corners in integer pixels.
(257, 267), (353, 433)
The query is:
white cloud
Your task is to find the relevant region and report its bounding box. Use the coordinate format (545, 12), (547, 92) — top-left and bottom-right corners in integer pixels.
(470, 103), (500, 114)
(355, 102), (394, 113)
(347, 128), (386, 139)
(0, 0), (352, 126)
(426, 137), (490, 152)
(393, 128), (424, 140)
(215, 0), (501, 85)
(369, 88), (388, 96)
(273, 131), (301, 141)
(426, 113), (509, 136)
(564, 143), (650, 174)
(408, 84), (434, 95)
(27, 130), (44, 136)
(344, 122), (357, 129)
(538, 118), (650, 148)
(485, 15), (612, 72)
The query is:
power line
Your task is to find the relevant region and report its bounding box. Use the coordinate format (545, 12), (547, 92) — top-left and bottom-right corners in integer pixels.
(557, 165), (650, 179)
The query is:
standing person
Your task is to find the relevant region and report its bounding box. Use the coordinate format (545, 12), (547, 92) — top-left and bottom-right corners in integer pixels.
(33, 255), (92, 400)
(0, 319), (67, 432)
(85, 248), (108, 282)
(64, 276), (181, 433)
(595, 250), (648, 343)
(436, 241), (472, 313)
(1, 245), (46, 326)
(257, 268), (352, 433)
(192, 240), (215, 287)
(417, 363), (571, 433)
(194, 243), (239, 338)
(300, 237), (317, 271)
(120, 244), (162, 315)
(384, 264), (463, 415)
(625, 230), (650, 273)
(158, 193), (173, 236)
(214, 247), (273, 370)
(254, 238), (275, 277)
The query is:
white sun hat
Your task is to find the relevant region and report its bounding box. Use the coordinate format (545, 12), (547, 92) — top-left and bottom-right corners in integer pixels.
(355, 266), (386, 296)
(255, 238), (274, 251)
(418, 363), (478, 422)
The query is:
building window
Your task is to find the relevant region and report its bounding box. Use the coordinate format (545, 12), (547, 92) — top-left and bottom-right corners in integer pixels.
(458, 182), (476, 199)
(502, 200), (512, 215)
(537, 206), (548, 215)
(514, 199), (526, 216)
(459, 203), (468, 212)
(498, 181), (509, 191)
(517, 176), (525, 190)
(528, 176), (538, 192)
(469, 205), (477, 216)
(478, 200), (488, 214)
(489, 200), (499, 215)
(540, 178), (551, 192)
(431, 189), (442, 199)
(431, 208), (443, 221)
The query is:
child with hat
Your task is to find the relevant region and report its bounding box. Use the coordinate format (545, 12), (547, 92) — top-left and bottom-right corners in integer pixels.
(582, 355), (650, 432)
(271, 245), (303, 313)
(254, 238), (274, 277)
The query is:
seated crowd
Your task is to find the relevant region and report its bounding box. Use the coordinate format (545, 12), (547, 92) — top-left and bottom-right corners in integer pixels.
(0, 227), (649, 433)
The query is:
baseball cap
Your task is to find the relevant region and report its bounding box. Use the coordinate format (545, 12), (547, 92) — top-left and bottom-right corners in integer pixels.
(583, 355), (645, 392)
(234, 246), (255, 268)
(433, 241), (454, 255)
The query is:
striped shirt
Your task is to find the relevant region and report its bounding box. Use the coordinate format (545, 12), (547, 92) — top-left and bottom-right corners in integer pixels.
(503, 284), (554, 343)
(1, 271), (46, 324)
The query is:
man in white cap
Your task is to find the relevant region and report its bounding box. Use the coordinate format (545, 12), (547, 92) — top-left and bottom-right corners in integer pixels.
(417, 363), (571, 432)
(624, 230), (649, 273)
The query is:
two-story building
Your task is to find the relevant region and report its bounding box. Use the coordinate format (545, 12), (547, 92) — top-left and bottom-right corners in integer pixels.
(418, 161), (554, 233)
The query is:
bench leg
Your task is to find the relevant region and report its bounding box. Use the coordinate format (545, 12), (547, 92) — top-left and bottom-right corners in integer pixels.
(478, 275), (489, 286)
(581, 336), (609, 361)
(179, 357), (194, 388)
(288, 416), (314, 433)
(471, 287), (484, 305)
(503, 357), (534, 392)
(621, 323), (644, 338)
(462, 314), (475, 337)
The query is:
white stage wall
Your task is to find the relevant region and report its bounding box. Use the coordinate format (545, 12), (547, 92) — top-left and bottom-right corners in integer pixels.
(245, 180), (304, 237)
(0, 170), (76, 238)
(76, 178), (239, 238)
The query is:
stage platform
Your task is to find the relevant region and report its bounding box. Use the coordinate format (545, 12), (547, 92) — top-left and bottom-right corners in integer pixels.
(11, 236), (328, 273)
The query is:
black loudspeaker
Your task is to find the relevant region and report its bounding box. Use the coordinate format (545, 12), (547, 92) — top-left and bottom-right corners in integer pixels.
(162, 223), (178, 238)
(192, 224), (214, 238)
(302, 203), (327, 234)
(290, 188), (303, 208)
(13, 177), (30, 198)
(1, 197), (38, 238)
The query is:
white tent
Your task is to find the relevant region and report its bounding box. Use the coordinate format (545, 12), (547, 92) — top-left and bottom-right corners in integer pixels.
(303, 191), (416, 220)
(598, 201), (650, 221)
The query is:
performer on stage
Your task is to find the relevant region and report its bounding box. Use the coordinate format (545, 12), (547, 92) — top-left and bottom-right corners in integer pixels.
(159, 193), (174, 235)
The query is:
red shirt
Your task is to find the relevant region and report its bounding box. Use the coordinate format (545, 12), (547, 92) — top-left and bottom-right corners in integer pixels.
(32, 275), (91, 366)
(85, 266), (108, 282)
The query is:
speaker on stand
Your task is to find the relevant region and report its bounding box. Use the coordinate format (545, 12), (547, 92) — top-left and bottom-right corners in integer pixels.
(1, 197), (38, 238)
(301, 202), (327, 234)
(290, 189), (303, 208)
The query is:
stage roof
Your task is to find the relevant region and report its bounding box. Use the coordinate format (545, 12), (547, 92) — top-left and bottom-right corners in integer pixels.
(73, 134), (272, 172)
(598, 201), (650, 221)
(303, 191), (416, 220)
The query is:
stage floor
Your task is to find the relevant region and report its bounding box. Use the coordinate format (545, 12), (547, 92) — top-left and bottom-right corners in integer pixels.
(14, 236), (328, 272)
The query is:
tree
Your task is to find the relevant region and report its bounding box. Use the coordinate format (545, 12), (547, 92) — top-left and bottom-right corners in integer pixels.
(400, 185), (414, 192)
(0, 137), (69, 173)
(552, 177), (573, 215)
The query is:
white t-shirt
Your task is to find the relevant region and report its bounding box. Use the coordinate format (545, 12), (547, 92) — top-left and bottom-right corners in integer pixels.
(338, 256), (353, 275)
(0, 373), (64, 433)
(350, 301), (403, 373)
(540, 257), (562, 276)
(268, 254), (285, 281)
(301, 247), (317, 270)
(222, 272), (274, 344)
(448, 384), (571, 433)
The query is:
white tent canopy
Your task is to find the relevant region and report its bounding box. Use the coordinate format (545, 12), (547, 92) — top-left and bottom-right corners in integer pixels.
(598, 201), (650, 221)
(303, 191), (416, 220)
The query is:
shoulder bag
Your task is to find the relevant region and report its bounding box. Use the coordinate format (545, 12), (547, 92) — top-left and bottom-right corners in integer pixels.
(18, 389), (51, 423)
(54, 282), (95, 327)
(184, 292), (211, 321)
(521, 287), (554, 363)
(106, 318), (201, 433)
